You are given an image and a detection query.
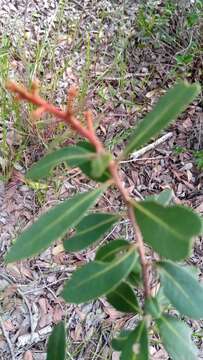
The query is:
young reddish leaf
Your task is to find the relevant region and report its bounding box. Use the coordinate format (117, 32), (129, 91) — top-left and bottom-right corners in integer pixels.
(134, 201), (201, 260)
(121, 321), (149, 360)
(26, 146), (94, 181)
(61, 247), (137, 303)
(5, 188), (104, 262)
(158, 260), (203, 319)
(123, 82), (201, 156)
(64, 213), (119, 252)
(47, 321), (66, 360)
(156, 315), (198, 360)
(107, 282), (140, 314)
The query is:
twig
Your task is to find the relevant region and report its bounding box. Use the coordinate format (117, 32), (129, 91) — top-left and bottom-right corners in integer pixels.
(127, 206), (150, 298)
(0, 273), (34, 341)
(130, 132), (173, 160)
(0, 313), (15, 360)
(7, 81), (151, 300)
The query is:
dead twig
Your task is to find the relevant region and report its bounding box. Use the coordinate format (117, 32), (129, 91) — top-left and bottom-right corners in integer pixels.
(130, 132), (173, 160)
(0, 313), (15, 360)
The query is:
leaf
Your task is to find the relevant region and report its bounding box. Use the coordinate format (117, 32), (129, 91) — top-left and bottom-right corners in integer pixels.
(91, 152), (112, 178)
(77, 141), (111, 182)
(134, 201), (201, 260)
(156, 287), (171, 310)
(63, 213), (119, 252)
(121, 321), (148, 360)
(47, 321), (66, 360)
(95, 239), (130, 262)
(112, 330), (131, 351)
(158, 260), (203, 319)
(146, 189), (173, 206)
(5, 188), (104, 262)
(61, 247), (137, 303)
(156, 315), (198, 360)
(26, 146), (93, 181)
(123, 82), (201, 156)
(127, 258), (142, 287)
(144, 297), (161, 319)
(107, 282), (140, 314)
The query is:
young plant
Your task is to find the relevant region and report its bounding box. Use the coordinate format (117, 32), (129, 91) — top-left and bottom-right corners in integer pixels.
(5, 80), (203, 360)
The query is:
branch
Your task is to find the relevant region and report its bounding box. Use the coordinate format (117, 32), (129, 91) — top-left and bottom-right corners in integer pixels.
(7, 80), (151, 300)
(131, 132), (173, 160)
(6, 81), (103, 153)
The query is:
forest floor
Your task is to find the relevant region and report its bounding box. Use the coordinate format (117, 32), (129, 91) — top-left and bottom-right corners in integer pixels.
(0, 1), (202, 359)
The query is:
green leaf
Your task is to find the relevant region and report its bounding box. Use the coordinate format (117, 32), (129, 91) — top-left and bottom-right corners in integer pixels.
(107, 282), (140, 314)
(61, 247), (137, 303)
(127, 259), (142, 287)
(156, 286), (171, 310)
(5, 188), (104, 262)
(123, 82), (201, 156)
(158, 260), (203, 319)
(91, 152), (112, 178)
(63, 213), (119, 252)
(121, 321), (149, 360)
(144, 297), (161, 319)
(95, 239), (130, 262)
(134, 201), (201, 260)
(26, 146), (94, 181)
(112, 330), (131, 351)
(47, 321), (66, 360)
(156, 315), (198, 360)
(77, 141), (111, 182)
(146, 189), (173, 206)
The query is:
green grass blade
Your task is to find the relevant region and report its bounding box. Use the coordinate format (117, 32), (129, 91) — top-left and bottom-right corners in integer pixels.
(123, 82), (201, 156)
(5, 188), (104, 262)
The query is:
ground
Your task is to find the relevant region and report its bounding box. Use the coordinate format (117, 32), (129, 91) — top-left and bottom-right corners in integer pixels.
(0, 0), (203, 359)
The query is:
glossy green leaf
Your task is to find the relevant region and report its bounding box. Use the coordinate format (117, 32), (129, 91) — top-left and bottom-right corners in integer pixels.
(146, 189), (173, 206)
(26, 146), (94, 181)
(127, 259), (142, 287)
(107, 282), (139, 314)
(121, 321), (148, 360)
(158, 260), (203, 319)
(63, 213), (119, 252)
(112, 330), (131, 351)
(47, 321), (66, 360)
(95, 239), (130, 262)
(144, 297), (161, 319)
(5, 188), (104, 262)
(91, 152), (112, 178)
(134, 201), (201, 260)
(123, 82), (201, 156)
(156, 315), (198, 360)
(77, 141), (111, 182)
(62, 247), (137, 303)
(156, 287), (171, 310)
